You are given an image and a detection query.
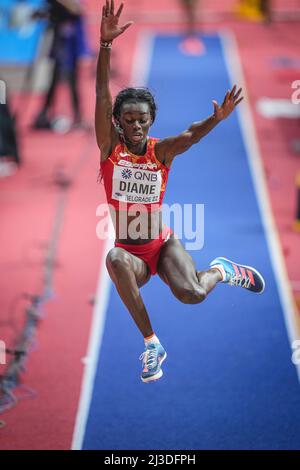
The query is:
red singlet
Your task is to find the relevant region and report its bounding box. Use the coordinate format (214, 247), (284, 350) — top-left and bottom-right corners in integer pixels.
(100, 137), (170, 212)
(100, 137), (173, 275)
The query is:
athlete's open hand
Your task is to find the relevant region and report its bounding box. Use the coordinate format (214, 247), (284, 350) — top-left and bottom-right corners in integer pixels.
(212, 85), (243, 121)
(101, 0), (133, 42)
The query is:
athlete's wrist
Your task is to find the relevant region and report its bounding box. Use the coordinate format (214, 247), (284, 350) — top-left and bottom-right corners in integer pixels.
(100, 38), (113, 48)
(213, 113), (222, 123)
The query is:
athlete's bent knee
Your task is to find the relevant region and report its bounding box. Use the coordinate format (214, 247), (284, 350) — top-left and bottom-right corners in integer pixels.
(106, 248), (132, 274)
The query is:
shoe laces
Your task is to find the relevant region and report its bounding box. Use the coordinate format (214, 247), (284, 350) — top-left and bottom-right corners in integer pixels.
(229, 273), (251, 289)
(139, 345), (158, 371)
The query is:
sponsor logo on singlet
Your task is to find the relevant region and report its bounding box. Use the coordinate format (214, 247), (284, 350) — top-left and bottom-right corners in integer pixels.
(112, 164), (162, 204)
(118, 159), (158, 170)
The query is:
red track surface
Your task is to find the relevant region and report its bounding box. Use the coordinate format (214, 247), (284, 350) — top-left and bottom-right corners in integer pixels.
(0, 4), (137, 449)
(0, 0), (299, 449)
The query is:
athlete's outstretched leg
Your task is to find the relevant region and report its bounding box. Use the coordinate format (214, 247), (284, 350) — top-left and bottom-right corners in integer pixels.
(157, 237), (221, 304)
(106, 247), (167, 383)
(106, 247), (152, 336)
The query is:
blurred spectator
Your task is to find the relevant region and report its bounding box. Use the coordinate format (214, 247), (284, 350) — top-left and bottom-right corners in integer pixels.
(261, 0), (271, 22)
(32, 0), (89, 130)
(9, 0), (35, 30)
(180, 0), (199, 37)
(0, 96), (20, 178)
(179, 0), (205, 55)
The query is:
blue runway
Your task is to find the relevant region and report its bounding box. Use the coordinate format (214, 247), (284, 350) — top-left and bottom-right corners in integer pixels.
(82, 35), (300, 450)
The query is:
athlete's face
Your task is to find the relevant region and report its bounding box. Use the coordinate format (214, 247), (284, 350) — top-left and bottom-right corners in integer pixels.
(119, 102), (152, 145)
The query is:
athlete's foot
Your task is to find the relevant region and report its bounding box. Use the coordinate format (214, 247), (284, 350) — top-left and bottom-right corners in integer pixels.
(139, 343), (167, 383)
(209, 257), (265, 294)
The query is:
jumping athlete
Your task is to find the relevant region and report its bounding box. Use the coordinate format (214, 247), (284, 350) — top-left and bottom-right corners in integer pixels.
(96, 1), (265, 383)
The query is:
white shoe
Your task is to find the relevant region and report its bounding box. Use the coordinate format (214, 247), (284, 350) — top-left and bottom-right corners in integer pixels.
(0, 160), (18, 178)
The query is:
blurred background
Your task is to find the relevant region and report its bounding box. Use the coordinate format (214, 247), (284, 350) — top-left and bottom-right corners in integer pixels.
(0, 0), (300, 450)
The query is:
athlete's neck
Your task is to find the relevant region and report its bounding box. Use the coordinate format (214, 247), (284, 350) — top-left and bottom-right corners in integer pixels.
(124, 137), (148, 156)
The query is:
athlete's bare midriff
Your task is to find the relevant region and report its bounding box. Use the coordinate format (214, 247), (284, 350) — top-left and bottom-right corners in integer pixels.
(112, 208), (163, 245)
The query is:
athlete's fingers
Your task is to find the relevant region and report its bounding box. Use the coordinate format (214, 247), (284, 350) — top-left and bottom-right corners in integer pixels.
(223, 90), (230, 104)
(105, 0), (109, 15)
(229, 84), (237, 98)
(212, 100), (219, 112)
(233, 87), (242, 101)
(116, 2), (124, 17)
(234, 97), (244, 106)
(120, 21), (133, 32)
(102, 5), (105, 17)
(110, 0), (114, 15)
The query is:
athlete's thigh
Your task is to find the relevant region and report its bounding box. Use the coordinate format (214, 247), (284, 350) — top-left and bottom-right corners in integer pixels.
(129, 250), (151, 287)
(157, 237), (198, 289)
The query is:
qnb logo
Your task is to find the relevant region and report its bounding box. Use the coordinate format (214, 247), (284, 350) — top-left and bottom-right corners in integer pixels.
(121, 168), (132, 180)
(0, 340), (6, 365)
(0, 80), (6, 105)
(291, 80), (300, 105)
(291, 339), (300, 365)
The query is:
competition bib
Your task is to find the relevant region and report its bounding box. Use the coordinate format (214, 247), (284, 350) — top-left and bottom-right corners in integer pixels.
(112, 165), (162, 204)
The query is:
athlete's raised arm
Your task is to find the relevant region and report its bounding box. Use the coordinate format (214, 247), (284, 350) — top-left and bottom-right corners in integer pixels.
(95, 1), (133, 160)
(155, 85), (243, 167)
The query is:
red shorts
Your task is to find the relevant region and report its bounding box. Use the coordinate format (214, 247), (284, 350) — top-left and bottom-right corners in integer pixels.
(114, 225), (173, 275)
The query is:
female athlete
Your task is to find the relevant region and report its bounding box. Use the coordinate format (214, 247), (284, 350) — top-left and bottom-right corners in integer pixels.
(96, 1), (265, 383)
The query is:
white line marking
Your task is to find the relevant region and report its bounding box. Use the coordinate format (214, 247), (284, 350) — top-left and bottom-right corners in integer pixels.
(220, 31), (300, 383)
(130, 32), (154, 87)
(71, 235), (113, 450)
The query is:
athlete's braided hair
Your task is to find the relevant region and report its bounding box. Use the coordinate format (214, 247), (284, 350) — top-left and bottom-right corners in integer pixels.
(113, 87), (157, 123)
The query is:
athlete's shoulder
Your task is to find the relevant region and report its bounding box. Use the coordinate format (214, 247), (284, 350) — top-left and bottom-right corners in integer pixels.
(148, 136), (160, 154)
(107, 137), (125, 158)
(148, 137), (170, 169)
(148, 136), (160, 144)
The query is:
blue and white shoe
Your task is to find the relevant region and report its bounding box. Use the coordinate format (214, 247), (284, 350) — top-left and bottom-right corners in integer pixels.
(209, 257), (265, 294)
(140, 343), (167, 383)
